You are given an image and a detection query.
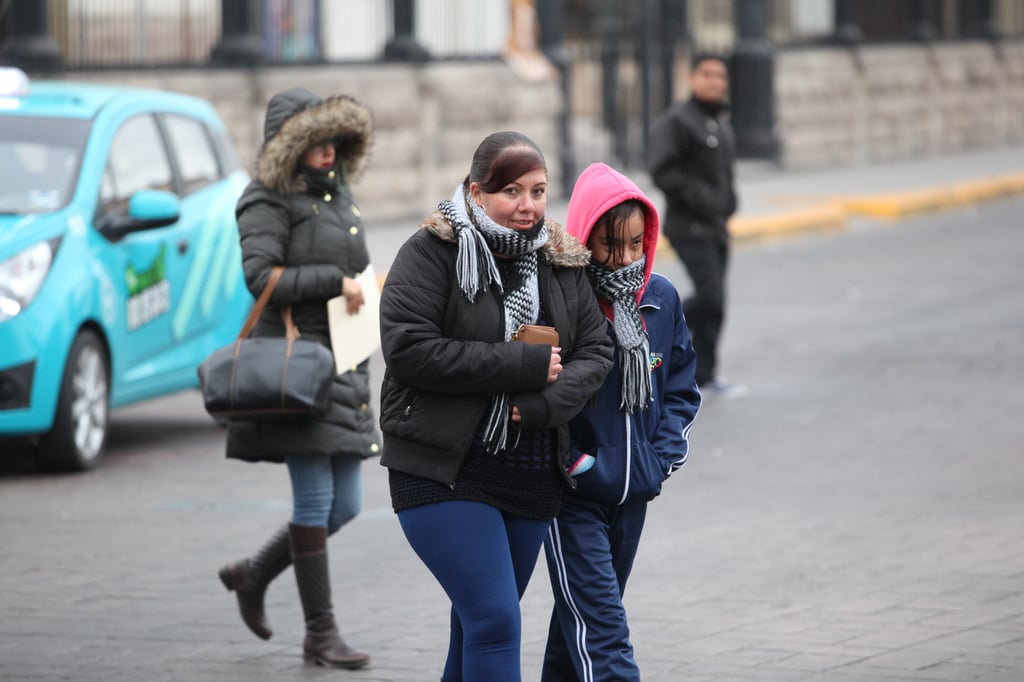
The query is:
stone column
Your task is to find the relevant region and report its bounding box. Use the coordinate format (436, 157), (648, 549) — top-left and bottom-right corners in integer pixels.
(959, 0), (999, 39)
(598, 0), (621, 156)
(537, 0), (573, 197)
(833, 0), (862, 45)
(383, 0), (429, 61)
(506, 0), (556, 81)
(0, 1), (62, 72)
(210, 0), (263, 66)
(911, 0), (936, 41)
(639, 0), (659, 164)
(731, 0), (778, 159)
(658, 0), (688, 109)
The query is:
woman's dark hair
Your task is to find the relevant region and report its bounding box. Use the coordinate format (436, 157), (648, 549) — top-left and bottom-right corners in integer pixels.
(592, 199), (646, 266)
(464, 131), (546, 193)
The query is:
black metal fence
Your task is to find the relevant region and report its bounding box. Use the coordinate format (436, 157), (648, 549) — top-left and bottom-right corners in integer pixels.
(2, 0), (504, 70)
(3, 1), (1021, 70)
(4, 0), (1022, 173)
(50, 0), (222, 69)
(563, 0), (1024, 173)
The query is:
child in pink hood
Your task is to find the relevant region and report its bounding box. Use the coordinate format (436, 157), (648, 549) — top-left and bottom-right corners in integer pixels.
(542, 163), (701, 682)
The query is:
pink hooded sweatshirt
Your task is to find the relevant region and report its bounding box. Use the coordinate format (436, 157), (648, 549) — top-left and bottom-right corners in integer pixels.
(564, 162), (661, 319)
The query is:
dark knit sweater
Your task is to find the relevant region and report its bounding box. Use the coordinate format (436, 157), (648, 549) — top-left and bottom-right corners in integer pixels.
(388, 423), (563, 520)
(389, 291), (563, 520)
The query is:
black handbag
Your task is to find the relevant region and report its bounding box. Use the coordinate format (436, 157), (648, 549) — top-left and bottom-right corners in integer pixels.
(198, 267), (335, 420)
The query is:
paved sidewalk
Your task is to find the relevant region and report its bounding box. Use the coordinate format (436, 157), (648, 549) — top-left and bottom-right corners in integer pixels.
(3, 194), (1023, 682)
(366, 145), (1024, 275)
(723, 145), (1024, 241)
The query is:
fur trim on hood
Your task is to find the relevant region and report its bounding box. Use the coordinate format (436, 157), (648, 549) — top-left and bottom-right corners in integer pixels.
(420, 210), (592, 269)
(256, 88), (373, 195)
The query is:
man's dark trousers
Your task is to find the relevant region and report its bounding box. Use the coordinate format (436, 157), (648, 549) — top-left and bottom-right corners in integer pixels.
(666, 228), (728, 387)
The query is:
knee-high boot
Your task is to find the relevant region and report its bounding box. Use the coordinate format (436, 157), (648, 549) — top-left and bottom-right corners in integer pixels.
(219, 524), (292, 640)
(289, 523), (370, 669)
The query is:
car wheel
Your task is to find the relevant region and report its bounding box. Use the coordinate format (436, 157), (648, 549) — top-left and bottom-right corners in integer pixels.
(35, 330), (110, 472)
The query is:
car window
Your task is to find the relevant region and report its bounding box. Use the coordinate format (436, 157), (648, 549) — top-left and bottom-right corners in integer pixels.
(209, 127), (241, 173)
(0, 116), (90, 214)
(99, 114), (174, 217)
(162, 115), (222, 195)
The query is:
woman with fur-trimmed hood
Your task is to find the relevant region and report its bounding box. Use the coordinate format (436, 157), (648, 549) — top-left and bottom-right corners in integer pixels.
(217, 87), (377, 670)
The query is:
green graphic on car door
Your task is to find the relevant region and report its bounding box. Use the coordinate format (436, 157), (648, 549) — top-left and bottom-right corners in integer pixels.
(125, 244), (170, 330)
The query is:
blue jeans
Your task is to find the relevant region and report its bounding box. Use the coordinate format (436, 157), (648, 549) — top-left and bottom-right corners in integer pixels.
(285, 453), (362, 532)
(398, 501), (551, 682)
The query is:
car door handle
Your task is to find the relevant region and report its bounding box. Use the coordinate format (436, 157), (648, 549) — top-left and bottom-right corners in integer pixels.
(177, 239), (188, 255)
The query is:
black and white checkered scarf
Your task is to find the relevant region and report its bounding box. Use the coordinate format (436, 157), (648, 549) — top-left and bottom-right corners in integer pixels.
(587, 257), (653, 412)
(438, 185), (549, 453)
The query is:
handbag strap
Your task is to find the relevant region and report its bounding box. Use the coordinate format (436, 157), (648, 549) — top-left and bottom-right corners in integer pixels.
(237, 266), (298, 340)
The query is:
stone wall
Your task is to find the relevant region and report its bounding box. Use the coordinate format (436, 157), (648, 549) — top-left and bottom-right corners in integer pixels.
(776, 41), (1024, 168)
(70, 62), (561, 224)
(57, 42), (1024, 218)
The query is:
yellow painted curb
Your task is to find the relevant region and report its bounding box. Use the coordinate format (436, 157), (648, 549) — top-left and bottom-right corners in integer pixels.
(841, 172), (1024, 220)
(382, 172), (1024, 277)
(731, 201), (848, 242)
(652, 200), (848, 258)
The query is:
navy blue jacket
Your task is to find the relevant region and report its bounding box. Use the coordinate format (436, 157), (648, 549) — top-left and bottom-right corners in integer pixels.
(568, 273), (701, 505)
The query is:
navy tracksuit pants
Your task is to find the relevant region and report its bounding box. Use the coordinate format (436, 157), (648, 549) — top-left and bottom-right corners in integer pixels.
(542, 495), (648, 682)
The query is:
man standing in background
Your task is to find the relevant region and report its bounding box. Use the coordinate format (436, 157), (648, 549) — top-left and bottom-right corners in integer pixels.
(648, 53), (746, 398)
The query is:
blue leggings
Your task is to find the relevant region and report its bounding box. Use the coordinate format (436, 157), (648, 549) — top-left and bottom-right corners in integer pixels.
(285, 453), (362, 532)
(398, 501), (551, 682)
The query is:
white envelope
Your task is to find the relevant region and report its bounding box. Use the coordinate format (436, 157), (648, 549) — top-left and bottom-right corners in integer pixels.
(326, 265), (381, 373)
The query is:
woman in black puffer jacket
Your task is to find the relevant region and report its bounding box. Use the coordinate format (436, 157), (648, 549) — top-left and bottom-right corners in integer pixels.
(216, 87), (378, 670)
(379, 130), (613, 681)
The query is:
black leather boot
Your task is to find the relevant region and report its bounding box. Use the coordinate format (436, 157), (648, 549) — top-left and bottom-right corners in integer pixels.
(290, 523), (370, 670)
(218, 524), (292, 640)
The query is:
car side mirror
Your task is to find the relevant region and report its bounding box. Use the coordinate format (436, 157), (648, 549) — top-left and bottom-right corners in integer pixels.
(99, 189), (181, 241)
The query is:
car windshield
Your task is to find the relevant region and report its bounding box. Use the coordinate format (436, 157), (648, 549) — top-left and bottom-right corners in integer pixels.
(0, 116), (90, 214)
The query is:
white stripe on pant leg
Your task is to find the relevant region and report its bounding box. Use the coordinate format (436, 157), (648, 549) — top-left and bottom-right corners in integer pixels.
(547, 520), (595, 682)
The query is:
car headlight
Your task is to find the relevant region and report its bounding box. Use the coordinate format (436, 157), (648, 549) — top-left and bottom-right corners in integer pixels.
(0, 237), (61, 322)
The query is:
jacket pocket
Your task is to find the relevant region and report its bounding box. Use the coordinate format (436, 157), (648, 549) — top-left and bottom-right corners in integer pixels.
(380, 376), (484, 455)
(379, 376), (417, 433)
(571, 441), (667, 505)
(571, 445), (627, 504)
(623, 442), (668, 503)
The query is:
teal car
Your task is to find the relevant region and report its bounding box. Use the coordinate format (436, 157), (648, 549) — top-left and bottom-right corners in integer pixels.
(0, 68), (252, 471)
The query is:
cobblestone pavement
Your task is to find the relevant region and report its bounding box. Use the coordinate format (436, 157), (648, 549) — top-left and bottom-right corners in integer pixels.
(2, 197), (1023, 681)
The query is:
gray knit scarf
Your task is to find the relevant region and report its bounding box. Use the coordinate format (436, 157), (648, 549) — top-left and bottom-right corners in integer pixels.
(587, 257), (653, 412)
(437, 185), (549, 453)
